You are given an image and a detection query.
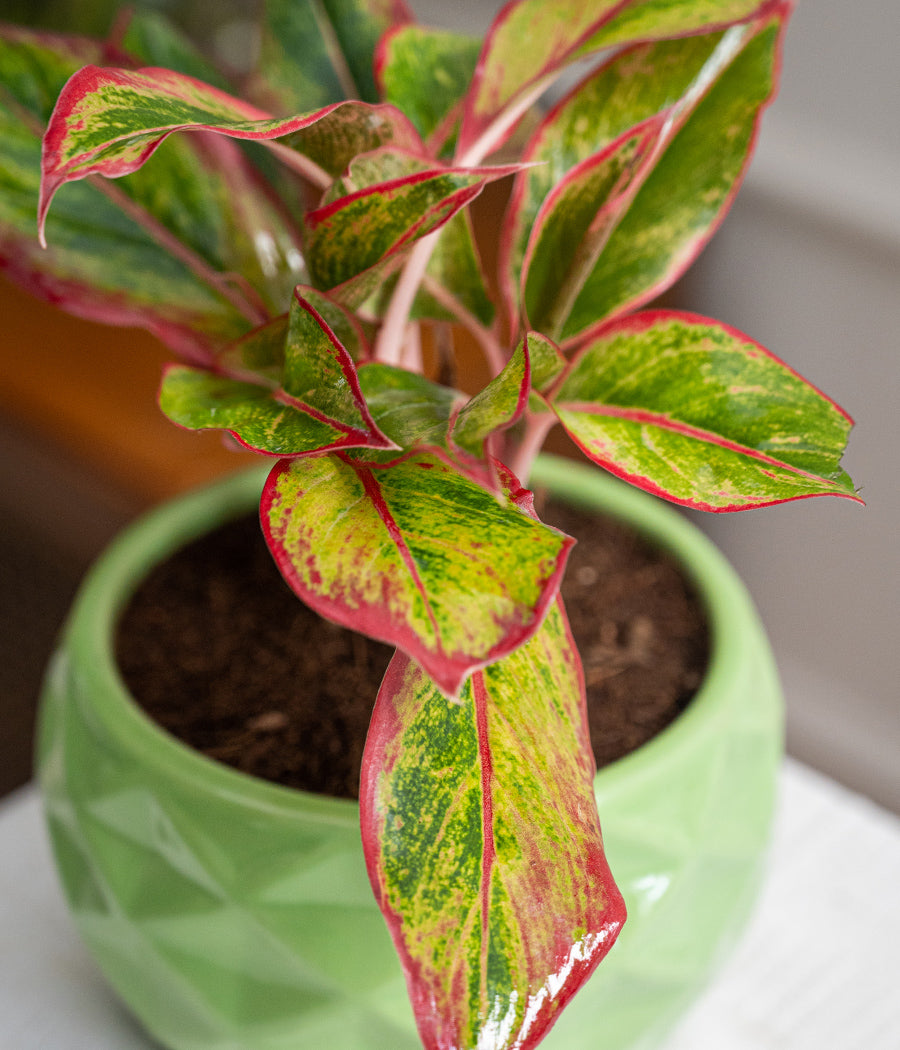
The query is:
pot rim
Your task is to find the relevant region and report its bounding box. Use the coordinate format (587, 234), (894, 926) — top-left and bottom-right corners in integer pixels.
(55, 453), (767, 829)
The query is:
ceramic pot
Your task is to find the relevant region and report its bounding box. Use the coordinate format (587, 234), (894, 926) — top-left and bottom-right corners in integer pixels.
(37, 454), (783, 1050)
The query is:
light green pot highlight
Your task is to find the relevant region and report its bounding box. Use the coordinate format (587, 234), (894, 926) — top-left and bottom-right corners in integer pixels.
(37, 454), (783, 1050)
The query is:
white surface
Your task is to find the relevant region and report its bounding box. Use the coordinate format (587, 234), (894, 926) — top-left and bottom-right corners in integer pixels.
(2, 760), (899, 1049)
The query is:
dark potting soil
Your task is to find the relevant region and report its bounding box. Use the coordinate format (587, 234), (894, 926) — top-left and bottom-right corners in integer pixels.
(116, 497), (708, 800)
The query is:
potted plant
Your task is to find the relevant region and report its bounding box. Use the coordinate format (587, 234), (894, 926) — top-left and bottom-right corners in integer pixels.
(0, 2), (859, 1049)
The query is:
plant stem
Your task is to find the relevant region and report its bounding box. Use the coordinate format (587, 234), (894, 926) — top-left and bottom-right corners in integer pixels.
(373, 231), (441, 366)
(266, 141), (332, 190)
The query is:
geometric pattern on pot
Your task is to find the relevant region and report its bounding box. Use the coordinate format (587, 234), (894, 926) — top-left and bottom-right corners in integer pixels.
(37, 457), (782, 1050)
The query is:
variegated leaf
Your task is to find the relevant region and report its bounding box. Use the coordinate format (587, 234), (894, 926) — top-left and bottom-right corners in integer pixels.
(551, 311), (860, 510)
(521, 115), (665, 339)
(376, 25), (481, 153)
(249, 0), (413, 113)
(558, 6), (790, 342)
(501, 30), (726, 326)
(0, 27), (296, 360)
(304, 151), (521, 295)
(160, 289), (394, 455)
(158, 367), (390, 456)
(261, 452), (573, 696)
(357, 363), (463, 455)
(38, 64), (424, 233)
(526, 331), (568, 392)
(451, 336), (531, 454)
(456, 0), (631, 159)
(361, 602), (626, 1050)
(580, 0), (772, 51)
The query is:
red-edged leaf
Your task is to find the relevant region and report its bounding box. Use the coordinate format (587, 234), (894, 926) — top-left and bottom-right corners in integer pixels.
(557, 6), (791, 342)
(500, 29), (727, 331)
(38, 64), (424, 235)
(456, 0), (631, 160)
(551, 310), (861, 510)
(158, 366), (390, 456)
(159, 289), (394, 455)
(303, 150), (522, 300)
(451, 335), (532, 454)
(361, 600), (626, 1050)
(579, 0), (773, 51)
(519, 114), (666, 339)
(261, 452), (573, 696)
(218, 286), (372, 386)
(1, 28), (301, 360)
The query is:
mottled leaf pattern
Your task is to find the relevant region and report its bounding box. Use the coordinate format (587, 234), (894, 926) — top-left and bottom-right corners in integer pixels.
(262, 452), (573, 696)
(457, 0), (628, 157)
(551, 311), (861, 509)
(452, 337), (530, 454)
(580, 0), (771, 50)
(526, 332), (568, 392)
(501, 30), (726, 325)
(159, 290), (393, 455)
(0, 28), (300, 359)
(559, 10), (788, 340)
(39, 64), (424, 224)
(0, 6), (864, 1049)
(361, 602), (626, 1050)
(159, 366), (389, 456)
(377, 25), (481, 152)
(304, 153), (520, 294)
(521, 116), (665, 338)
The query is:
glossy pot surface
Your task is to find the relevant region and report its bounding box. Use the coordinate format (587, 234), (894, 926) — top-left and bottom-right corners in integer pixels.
(38, 455), (783, 1050)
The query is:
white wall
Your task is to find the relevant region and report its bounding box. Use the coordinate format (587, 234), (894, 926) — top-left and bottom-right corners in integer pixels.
(412, 0), (899, 810)
(677, 0), (899, 811)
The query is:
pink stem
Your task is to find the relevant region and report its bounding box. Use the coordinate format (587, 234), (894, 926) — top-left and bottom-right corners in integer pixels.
(509, 411), (556, 482)
(373, 231), (441, 367)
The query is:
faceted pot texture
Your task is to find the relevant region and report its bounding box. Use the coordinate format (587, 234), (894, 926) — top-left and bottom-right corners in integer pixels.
(37, 455), (783, 1050)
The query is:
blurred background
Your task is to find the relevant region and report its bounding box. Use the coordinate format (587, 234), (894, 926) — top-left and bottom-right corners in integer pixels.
(1, 0), (896, 809)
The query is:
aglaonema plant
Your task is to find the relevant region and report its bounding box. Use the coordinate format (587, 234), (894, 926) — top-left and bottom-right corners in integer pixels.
(0, 1), (861, 1047)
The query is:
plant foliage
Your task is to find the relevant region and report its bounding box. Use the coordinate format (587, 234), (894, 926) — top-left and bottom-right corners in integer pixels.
(0, 2), (859, 1047)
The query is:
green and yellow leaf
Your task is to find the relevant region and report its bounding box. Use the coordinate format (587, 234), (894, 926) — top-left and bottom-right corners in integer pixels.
(559, 7), (790, 341)
(501, 29), (728, 327)
(551, 311), (861, 510)
(304, 150), (520, 297)
(1, 27), (303, 358)
(160, 289), (394, 455)
(457, 0), (632, 158)
(38, 63), (425, 231)
(261, 452), (573, 695)
(376, 25), (481, 154)
(361, 602), (626, 1050)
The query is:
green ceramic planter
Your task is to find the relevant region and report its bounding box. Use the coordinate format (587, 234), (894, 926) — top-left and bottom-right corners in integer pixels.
(37, 454), (783, 1050)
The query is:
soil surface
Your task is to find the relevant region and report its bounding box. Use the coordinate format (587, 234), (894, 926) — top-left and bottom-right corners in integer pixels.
(116, 498), (708, 800)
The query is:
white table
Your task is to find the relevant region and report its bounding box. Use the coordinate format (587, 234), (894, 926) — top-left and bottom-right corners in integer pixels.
(3, 759), (899, 1049)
